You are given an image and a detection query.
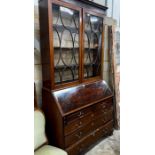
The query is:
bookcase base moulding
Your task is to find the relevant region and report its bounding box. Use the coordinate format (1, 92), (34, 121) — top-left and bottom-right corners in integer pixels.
(42, 80), (114, 155)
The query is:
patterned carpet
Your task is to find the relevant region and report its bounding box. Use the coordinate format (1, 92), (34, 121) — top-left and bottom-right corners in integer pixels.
(85, 130), (120, 155)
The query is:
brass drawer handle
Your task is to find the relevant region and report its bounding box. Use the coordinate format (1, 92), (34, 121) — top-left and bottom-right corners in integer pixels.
(75, 121), (82, 127)
(92, 131), (96, 137)
(101, 109), (107, 113)
(102, 119), (106, 122)
(104, 111), (107, 115)
(78, 111), (84, 117)
(76, 131), (82, 138)
(76, 134), (81, 138)
(102, 104), (106, 109)
(79, 121), (82, 126)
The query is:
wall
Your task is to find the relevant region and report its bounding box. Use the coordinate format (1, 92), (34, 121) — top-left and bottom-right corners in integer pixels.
(34, 0), (42, 107)
(93, 0), (106, 6)
(94, 0), (120, 28)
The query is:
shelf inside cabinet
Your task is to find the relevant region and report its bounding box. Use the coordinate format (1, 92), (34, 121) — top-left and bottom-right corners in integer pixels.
(54, 63), (99, 70)
(53, 47), (97, 50)
(84, 63), (99, 67)
(55, 64), (79, 69)
(54, 47), (79, 50)
(53, 24), (79, 33)
(53, 25), (98, 35)
(85, 30), (101, 35)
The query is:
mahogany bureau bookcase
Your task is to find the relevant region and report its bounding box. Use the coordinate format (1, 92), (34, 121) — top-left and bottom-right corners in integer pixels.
(39, 0), (115, 154)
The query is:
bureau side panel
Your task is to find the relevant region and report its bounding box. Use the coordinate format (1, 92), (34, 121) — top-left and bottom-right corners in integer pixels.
(42, 88), (65, 148)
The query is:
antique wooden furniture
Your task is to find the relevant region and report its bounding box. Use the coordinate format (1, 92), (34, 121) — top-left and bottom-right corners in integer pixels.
(39, 0), (114, 154)
(42, 80), (114, 155)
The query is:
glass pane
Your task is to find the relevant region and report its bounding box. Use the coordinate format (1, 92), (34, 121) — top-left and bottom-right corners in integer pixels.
(52, 4), (80, 84)
(54, 70), (61, 84)
(84, 13), (103, 79)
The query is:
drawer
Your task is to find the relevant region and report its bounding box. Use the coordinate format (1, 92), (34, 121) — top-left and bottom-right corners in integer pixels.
(65, 121), (95, 147)
(65, 107), (114, 147)
(64, 108), (93, 124)
(96, 98), (113, 110)
(66, 130), (96, 155)
(104, 107), (114, 122)
(65, 106), (113, 147)
(91, 120), (114, 142)
(64, 101), (113, 136)
(64, 111), (93, 136)
(64, 97), (112, 125)
(66, 120), (113, 155)
(93, 107), (114, 128)
(93, 103), (113, 120)
(92, 98), (113, 114)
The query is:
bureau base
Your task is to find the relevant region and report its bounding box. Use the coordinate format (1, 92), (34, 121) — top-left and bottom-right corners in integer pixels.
(42, 81), (114, 155)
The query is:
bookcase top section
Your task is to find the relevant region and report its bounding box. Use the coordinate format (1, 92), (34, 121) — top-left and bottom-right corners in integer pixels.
(52, 80), (113, 114)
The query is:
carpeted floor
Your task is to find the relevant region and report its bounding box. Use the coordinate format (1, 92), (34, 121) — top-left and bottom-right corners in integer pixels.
(85, 130), (120, 155)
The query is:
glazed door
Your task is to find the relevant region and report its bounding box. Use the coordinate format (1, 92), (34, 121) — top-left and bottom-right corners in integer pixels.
(50, 0), (82, 89)
(83, 10), (104, 82)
